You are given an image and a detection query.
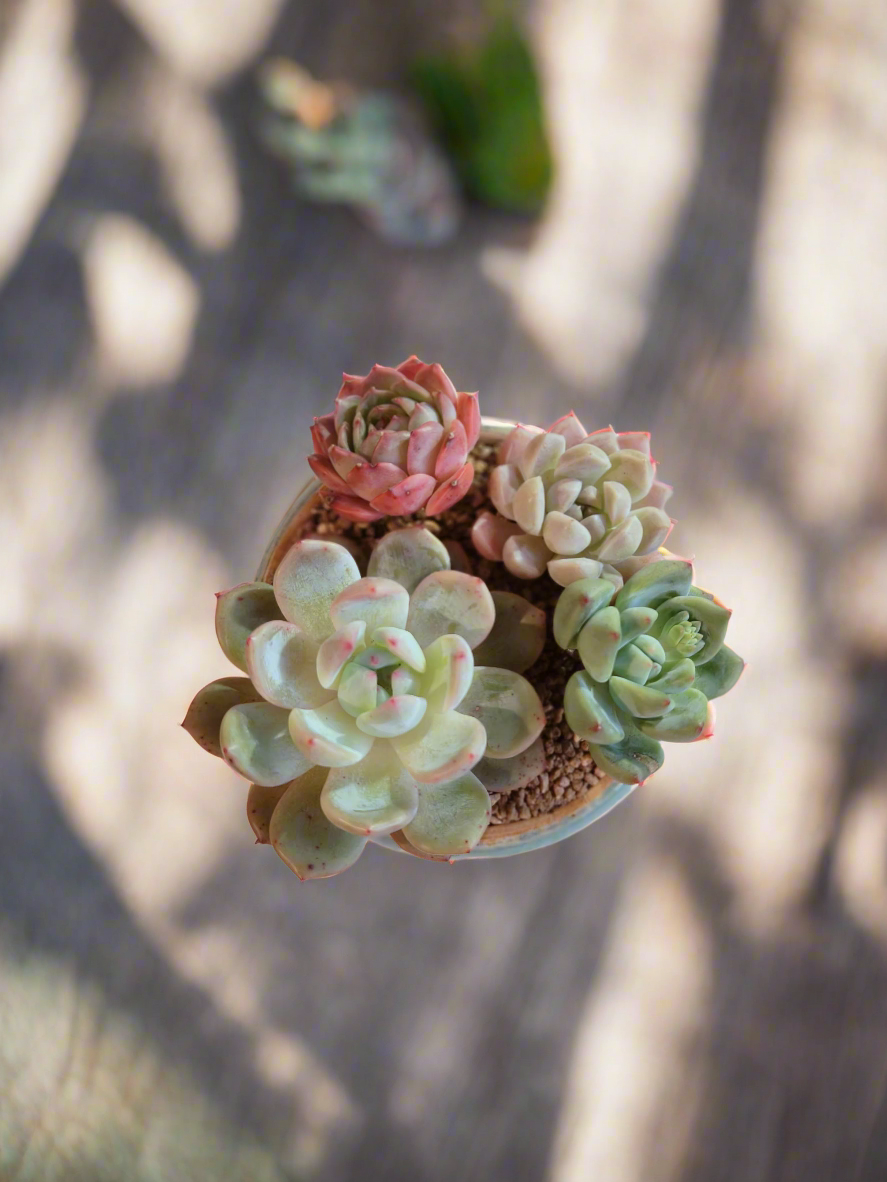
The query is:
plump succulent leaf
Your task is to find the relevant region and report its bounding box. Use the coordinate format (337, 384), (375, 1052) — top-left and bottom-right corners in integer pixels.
(288, 700), (375, 767)
(316, 621), (368, 689)
(656, 595), (731, 665)
(589, 724), (664, 785)
(576, 605), (621, 681)
(470, 591), (545, 672)
(270, 766), (366, 879)
(245, 620), (334, 708)
(355, 693), (428, 738)
(372, 626), (426, 672)
(407, 571), (495, 650)
(420, 634), (474, 713)
(391, 710), (485, 784)
(330, 576), (410, 635)
(553, 577), (615, 650)
(220, 702), (312, 786)
(637, 688), (709, 741)
(273, 540), (360, 642)
(401, 772), (491, 856)
(472, 736), (546, 791)
(215, 583), (284, 672)
(548, 556), (604, 587)
(612, 642), (658, 685)
(614, 558), (693, 612)
(564, 670), (625, 745)
(648, 656), (696, 691)
(691, 645), (745, 700)
(182, 676), (262, 757)
(246, 781), (289, 844)
(367, 526), (450, 592)
(456, 666), (545, 758)
(337, 663), (379, 716)
(502, 532), (550, 578)
(608, 676), (673, 719)
(321, 743), (419, 835)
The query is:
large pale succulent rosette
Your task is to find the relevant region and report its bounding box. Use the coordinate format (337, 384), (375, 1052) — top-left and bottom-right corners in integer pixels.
(184, 528), (547, 878)
(309, 357), (480, 522)
(472, 413), (673, 588)
(556, 559), (744, 785)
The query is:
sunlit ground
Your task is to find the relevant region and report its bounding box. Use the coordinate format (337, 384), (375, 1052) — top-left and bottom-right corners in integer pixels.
(2, 0), (887, 1179)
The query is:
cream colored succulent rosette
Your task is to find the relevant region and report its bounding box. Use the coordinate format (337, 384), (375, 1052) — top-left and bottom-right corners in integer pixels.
(184, 528), (546, 879)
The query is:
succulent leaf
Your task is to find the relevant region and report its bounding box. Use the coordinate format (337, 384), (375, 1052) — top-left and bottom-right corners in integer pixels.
(220, 702), (312, 786)
(246, 620), (334, 708)
(337, 663), (379, 716)
(588, 724), (664, 786)
(246, 781), (289, 844)
(456, 666), (545, 758)
(367, 526), (450, 592)
(608, 676), (673, 719)
(392, 710), (485, 784)
(576, 606), (622, 682)
(470, 591), (545, 673)
(614, 558), (693, 611)
(407, 571), (495, 650)
(548, 557), (604, 587)
(648, 656), (696, 691)
(553, 577), (616, 650)
(355, 693), (428, 738)
(637, 688), (709, 741)
(691, 645), (745, 700)
(273, 540), (360, 642)
(512, 475), (546, 534)
(420, 634), (475, 713)
(215, 583), (284, 672)
(617, 606), (658, 648)
(270, 767), (367, 879)
(330, 576), (410, 635)
(372, 626), (427, 672)
(502, 532), (550, 578)
(321, 743), (419, 835)
(182, 676), (262, 757)
(564, 671), (625, 746)
(288, 700), (375, 767)
(611, 641), (657, 685)
(655, 595), (731, 665)
(316, 621), (368, 689)
(471, 510), (522, 561)
(401, 772), (491, 856)
(472, 736), (546, 791)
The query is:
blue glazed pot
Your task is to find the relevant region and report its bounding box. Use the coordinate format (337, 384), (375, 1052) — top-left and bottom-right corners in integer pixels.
(257, 417), (630, 860)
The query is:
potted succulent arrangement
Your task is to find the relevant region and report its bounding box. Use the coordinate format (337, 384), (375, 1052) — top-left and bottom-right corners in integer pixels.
(183, 358), (744, 878)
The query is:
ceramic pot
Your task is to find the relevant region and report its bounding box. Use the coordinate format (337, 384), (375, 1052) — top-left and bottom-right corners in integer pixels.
(256, 417), (637, 859)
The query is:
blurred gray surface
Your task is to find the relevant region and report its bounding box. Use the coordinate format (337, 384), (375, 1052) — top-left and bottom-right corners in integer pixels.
(3, 1), (887, 1179)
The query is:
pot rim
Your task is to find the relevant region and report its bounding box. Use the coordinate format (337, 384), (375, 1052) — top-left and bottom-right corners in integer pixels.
(256, 416), (630, 856)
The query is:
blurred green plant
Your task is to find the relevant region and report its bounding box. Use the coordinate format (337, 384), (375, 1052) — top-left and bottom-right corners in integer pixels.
(411, 15), (554, 215)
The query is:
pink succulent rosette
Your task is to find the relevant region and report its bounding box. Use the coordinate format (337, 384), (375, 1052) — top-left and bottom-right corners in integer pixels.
(309, 356), (481, 522)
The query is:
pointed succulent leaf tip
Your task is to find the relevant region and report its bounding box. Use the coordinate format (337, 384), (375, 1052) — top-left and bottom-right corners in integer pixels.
(473, 736), (547, 793)
(617, 606), (658, 648)
(498, 423), (544, 465)
(503, 533), (550, 579)
(602, 481), (632, 525)
(471, 591), (545, 673)
(328, 494), (385, 522)
(330, 577), (410, 635)
(589, 721), (664, 786)
(321, 743), (419, 836)
(520, 430), (566, 480)
(407, 571), (495, 651)
(273, 539), (360, 643)
(634, 506), (673, 555)
(316, 620), (367, 689)
(420, 634), (474, 714)
(548, 556), (604, 588)
(638, 688), (709, 741)
(220, 702), (312, 786)
(648, 656), (696, 691)
(271, 766), (367, 880)
(337, 663), (378, 717)
(215, 582), (284, 672)
(553, 577), (616, 650)
(691, 645), (745, 700)
(246, 620), (334, 709)
(489, 464), (522, 518)
(548, 411), (587, 448)
(401, 771), (491, 857)
(577, 605), (622, 682)
(601, 449), (655, 502)
(633, 633), (667, 664)
(614, 558), (693, 612)
(370, 472), (437, 515)
(608, 676), (673, 719)
(456, 667), (545, 759)
(392, 710), (486, 784)
(426, 461), (475, 516)
(655, 594), (731, 665)
(289, 699), (374, 767)
(564, 671), (625, 745)
(594, 514), (644, 562)
(355, 693), (428, 738)
(367, 526), (450, 593)
(512, 475), (546, 534)
(182, 677), (262, 758)
(246, 781), (289, 844)
(372, 626), (426, 672)
(547, 478), (583, 513)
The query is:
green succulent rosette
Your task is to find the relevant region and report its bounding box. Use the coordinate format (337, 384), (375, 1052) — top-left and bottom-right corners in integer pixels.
(184, 527), (547, 878)
(555, 559), (744, 785)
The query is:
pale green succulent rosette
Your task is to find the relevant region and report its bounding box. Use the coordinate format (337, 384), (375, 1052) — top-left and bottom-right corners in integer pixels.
(555, 559), (745, 786)
(184, 527), (546, 878)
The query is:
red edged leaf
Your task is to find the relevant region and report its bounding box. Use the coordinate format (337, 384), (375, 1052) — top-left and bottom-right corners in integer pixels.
(406, 421), (445, 475)
(329, 494), (385, 522)
(434, 420), (469, 481)
(369, 473), (436, 515)
(425, 462), (474, 516)
(308, 454), (352, 495)
(346, 461), (407, 500)
(457, 391), (481, 448)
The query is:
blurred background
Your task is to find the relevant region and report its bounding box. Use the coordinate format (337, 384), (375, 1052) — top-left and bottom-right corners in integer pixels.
(2, 0), (887, 1178)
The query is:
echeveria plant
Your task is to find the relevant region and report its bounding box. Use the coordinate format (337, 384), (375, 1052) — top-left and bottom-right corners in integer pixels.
(184, 528), (546, 878)
(309, 357), (480, 522)
(472, 413), (673, 586)
(555, 559), (744, 785)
